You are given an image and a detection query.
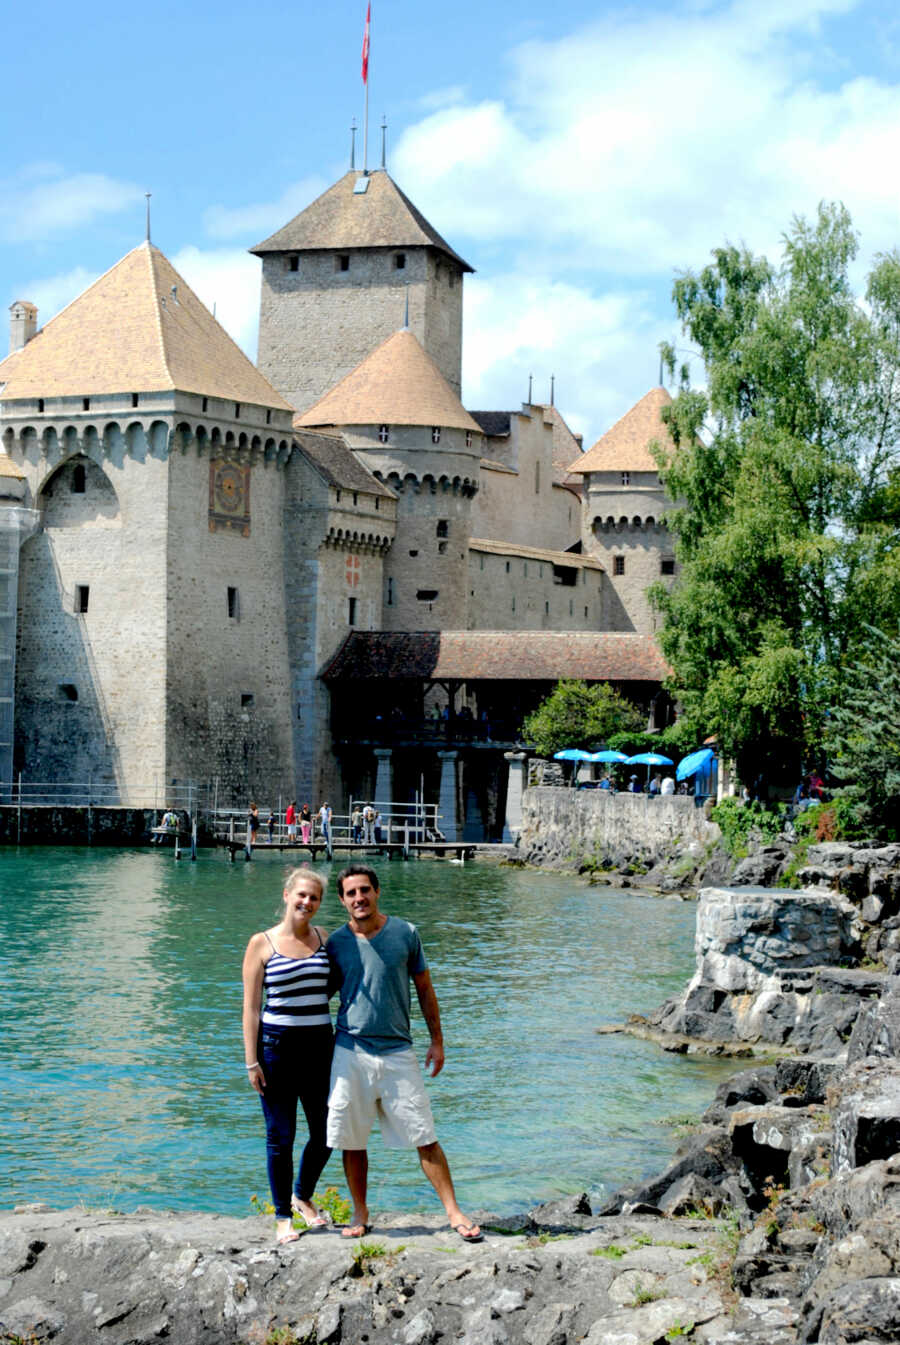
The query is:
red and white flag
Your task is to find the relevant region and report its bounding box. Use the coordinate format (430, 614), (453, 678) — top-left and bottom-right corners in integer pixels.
(361, 3), (370, 83)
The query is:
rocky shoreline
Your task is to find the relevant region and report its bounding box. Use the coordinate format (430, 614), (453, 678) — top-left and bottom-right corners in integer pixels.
(5, 845), (900, 1343)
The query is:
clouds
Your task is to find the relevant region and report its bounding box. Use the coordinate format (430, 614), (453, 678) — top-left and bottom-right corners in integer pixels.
(0, 167), (142, 244)
(170, 246), (262, 356)
(203, 176), (328, 243)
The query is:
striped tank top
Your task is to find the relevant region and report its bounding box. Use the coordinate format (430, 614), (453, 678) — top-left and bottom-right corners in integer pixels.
(261, 931), (332, 1029)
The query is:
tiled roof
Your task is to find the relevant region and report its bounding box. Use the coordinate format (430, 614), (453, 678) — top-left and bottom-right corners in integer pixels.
(0, 453), (24, 478)
(250, 170), (473, 272)
(0, 244), (294, 409)
(470, 411), (511, 437)
(321, 631), (669, 682)
(296, 328), (481, 434)
(469, 538), (602, 570)
(293, 430), (395, 498)
(569, 387), (676, 474)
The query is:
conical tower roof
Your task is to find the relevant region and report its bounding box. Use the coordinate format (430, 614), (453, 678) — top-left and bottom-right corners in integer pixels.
(251, 170), (473, 272)
(296, 328), (481, 434)
(568, 387), (675, 473)
(0, 243), (293, 409)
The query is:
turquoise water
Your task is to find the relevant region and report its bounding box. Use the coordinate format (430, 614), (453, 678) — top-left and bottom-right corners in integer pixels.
(0, 848), (735, 1217)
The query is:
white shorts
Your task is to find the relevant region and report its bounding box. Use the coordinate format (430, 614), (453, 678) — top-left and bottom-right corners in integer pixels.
(287, 824), (297, 838)
(326, 1044), (437, 1150)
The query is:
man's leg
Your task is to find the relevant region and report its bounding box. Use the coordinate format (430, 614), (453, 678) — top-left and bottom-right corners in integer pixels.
(342, 1149), (370, 1236)
(417, 1141), (481, 1239)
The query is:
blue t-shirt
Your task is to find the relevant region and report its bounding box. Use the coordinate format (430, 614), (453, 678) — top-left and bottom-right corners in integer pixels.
(327, 916), (428, 1055)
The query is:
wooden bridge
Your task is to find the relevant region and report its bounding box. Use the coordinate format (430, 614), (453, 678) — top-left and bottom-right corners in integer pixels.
(213, 835), (512, 862)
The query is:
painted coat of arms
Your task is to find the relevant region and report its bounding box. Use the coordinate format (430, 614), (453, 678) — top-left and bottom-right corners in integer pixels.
(209, 457), (251, 536)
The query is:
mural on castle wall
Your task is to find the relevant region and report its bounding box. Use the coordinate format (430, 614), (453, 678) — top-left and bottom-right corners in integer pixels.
(209, 457), (251, 536)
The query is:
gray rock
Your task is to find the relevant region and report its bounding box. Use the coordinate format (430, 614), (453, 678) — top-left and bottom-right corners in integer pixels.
(811, 1275), (900, 1343)
(523, 1301), (576, 1345)
(847, 977), (900, 1063)
(659, 1174), (726, 1218)
(832, 1060), (900, 1173)
(731, 848), (790, 887)
(528, 1193), (593, 1231)
(402, 1307), (436, 1344)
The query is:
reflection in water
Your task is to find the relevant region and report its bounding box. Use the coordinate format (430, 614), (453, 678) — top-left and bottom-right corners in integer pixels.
(0, 849), (736, 1214)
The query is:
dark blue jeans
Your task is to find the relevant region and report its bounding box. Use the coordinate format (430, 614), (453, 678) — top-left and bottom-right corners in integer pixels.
(259, 1024), (333, 1218)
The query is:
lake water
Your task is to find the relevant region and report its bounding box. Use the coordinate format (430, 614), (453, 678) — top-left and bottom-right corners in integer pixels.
(0, 847), (736, 1217)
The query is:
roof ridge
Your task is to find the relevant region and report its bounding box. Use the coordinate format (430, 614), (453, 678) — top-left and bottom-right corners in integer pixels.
(146, 245), (171, 387)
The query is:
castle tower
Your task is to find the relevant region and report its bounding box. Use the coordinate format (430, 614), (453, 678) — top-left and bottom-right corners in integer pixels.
(568, 387), (679, 635)
(297, 326), (483, 630)
(252, 170), (472, 412)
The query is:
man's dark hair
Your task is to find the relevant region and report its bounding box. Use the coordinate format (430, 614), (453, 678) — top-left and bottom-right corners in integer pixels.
(336, 863), (380, 898)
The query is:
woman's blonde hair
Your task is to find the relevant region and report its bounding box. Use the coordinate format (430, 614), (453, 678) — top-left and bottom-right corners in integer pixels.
(283, 866), (324, 898)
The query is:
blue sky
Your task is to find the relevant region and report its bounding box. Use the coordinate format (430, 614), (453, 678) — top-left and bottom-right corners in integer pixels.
(5, 0), (900, 443)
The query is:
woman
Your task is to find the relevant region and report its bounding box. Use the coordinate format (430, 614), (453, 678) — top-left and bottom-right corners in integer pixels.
(248, 802), (260, 847)
(299, 803), (312, 845)
(242, 868), (333, 1244)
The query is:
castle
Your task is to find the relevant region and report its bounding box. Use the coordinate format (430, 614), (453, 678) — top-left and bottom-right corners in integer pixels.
(0, 164), (678, 838)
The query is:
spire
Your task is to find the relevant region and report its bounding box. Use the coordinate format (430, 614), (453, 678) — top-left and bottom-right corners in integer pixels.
(381, 115), (387, 169)
(527, 373), (533, 404)
(350, 119), (357, 171)
(145, 192), (152, 244)
(550, 374), (555, 407)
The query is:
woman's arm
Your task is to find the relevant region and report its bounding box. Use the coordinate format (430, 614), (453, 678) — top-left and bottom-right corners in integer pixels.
(241, 932), (268, 1095)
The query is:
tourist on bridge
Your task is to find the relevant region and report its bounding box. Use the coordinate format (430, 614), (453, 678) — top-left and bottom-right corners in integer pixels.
(325, 864), (483, 1243)
(285, 801), (297, 841)
(241, 867), (333, 1245)
(318, 801), (332, 844)
(248, 802), (260, 847)
(299, 803), (312, 844)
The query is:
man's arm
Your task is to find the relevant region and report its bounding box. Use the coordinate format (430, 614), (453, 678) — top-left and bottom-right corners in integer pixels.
(412, 968), (445, 1076)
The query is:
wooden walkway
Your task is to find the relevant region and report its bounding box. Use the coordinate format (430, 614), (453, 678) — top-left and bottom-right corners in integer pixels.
(214, 837), (511, 862)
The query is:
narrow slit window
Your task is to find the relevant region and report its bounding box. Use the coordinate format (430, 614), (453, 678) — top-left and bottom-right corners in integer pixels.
(76, 584), (90, 613)
(614, 556), (625, 576)
(337, 254), (350, 272)
(71, 463), (86, 493)
(288, 256), (299, 272)
(82, 397), (90, 411)
(436, 520), (448, 538)
(387, 577), (394, 606)
(227, 586), (239, 619)
(395, 253), (406, 269)
(378, 424), (390, 443)
(621, 471), (630, 486)
(131, 392), (139, 408)
(348, 596), (357, 626)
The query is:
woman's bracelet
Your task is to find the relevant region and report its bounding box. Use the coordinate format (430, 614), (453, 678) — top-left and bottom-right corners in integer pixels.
(245, 1061), (259, 1070)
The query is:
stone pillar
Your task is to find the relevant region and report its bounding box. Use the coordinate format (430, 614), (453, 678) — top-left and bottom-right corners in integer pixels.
(502, 751), (527, 843)
(373, 748), (392, 808)
(437, 749), (460, 842)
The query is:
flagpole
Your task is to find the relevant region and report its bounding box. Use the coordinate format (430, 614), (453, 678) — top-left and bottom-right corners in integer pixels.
(362, 3), (371, 173)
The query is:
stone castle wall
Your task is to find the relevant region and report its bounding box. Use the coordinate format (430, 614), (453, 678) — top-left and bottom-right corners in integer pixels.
(472, 410), (581, 552)
(164, 448), (295, 805)
(257, 247), (462, 412)
(587, 521), (676, 634)
(14, 448), (169, 798)
(467, 550), (604, 630)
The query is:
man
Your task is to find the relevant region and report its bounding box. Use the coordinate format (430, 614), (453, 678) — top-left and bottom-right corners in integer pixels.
(318, 801), (332, 842)
(362, 802), (376, 845)
(326, 865), (483, 1242)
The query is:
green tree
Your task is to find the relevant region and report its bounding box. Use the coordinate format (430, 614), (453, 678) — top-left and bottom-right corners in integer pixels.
(521, 680), (644, 758)
(826, 626), (900, 839)
(652, 203), (900, 785)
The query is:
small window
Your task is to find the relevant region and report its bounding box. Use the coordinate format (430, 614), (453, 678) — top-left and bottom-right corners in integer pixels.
(227, 586), (239, 619)
(661, 558), (676, 575)
(417, 589), (438, 601)
(353, 491), (358, 506)
(82, 397), (90, 411)
(545, 600), (549, 614)
(348, 596), (357, 626)
(535, 461), (540, 494)
(409, 549), (418, 557)
(288, 256), (299, 272)
(266, 409), (272, 425)
(524, 562), (528, 576)
(337, 254), (350, 272)
(58, 683), (78, 702)
(449, 271), (456, 288)
(131, 393), (139, 408)
(241, 693), (254, 709)
(539, 564), (543, 577)
(37, 398), (45, 412)
(395, 253), (406, 269)
(569, 598), (574, 616)
(378, 424), (390, 443)
(505, 560), (510, 573)
(465, 430), (473, 448)
(431, 426), (441, 444)
(76, 584), (90, 613)
(436, 520), (448, 538)
(512, 595), (516, 613)
(614, 556), (625, 576)
(375, 497), (380, 510)
(71, 464), (86, 494)
(234, 402), (241, 418)
(479, 554), (484, 571)
(584, 606), (589, 618)
(438, 541), (447, 554)
(336, 489), (342, 503)
(387, 577), (394, 606)
(621, 471), (630, 486)
(202, 397), (208, 412)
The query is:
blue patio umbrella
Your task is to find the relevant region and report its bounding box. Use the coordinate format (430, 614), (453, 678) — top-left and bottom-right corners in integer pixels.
(677, 747), (715, 781)
(624, 752), (674, 767)
(589, 750), (629, 763)
(553, 748), (594, 761)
